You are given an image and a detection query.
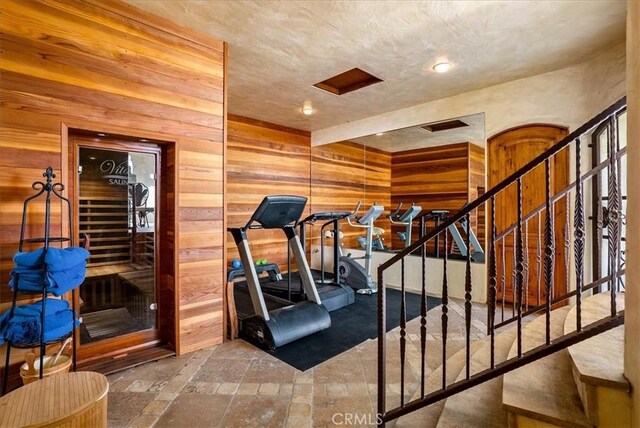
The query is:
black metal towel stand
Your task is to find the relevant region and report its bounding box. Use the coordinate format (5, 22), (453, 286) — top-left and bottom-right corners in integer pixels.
(2, 167), (78, 395)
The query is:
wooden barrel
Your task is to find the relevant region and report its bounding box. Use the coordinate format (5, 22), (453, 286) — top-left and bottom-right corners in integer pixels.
(0, 371), (109, 427)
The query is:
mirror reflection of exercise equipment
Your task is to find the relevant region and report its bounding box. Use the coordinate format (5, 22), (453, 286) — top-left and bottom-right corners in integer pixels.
(420, 209), (485, 262)
(388, 202), (422, 248)
(339, 203), (384, 294)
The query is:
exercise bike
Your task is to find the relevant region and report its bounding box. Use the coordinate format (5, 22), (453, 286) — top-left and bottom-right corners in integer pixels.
(388, 202), (422, 248)
(356, 226), (386, 251)
(338, 202), (384, 295)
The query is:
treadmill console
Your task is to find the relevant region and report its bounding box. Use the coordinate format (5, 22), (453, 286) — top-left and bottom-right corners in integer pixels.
(248, 195), (307, 229)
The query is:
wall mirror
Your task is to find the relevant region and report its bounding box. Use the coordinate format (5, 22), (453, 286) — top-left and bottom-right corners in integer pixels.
(310, 112), (486, 265)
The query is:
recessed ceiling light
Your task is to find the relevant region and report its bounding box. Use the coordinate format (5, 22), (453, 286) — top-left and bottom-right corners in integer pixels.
(97, 133), (107, 137)
(88, 156), (96, 160)
(432, 62), (452, 73)
(139, 139), (149, 142)
(301, 101), (314, 116)
(376, 133), (384, 136)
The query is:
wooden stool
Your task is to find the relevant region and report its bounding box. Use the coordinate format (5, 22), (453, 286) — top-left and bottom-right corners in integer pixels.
(0, 371), (109, 427)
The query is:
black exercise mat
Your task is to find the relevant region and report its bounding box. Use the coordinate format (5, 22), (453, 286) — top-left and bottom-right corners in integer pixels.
(263, 288), (440, 371)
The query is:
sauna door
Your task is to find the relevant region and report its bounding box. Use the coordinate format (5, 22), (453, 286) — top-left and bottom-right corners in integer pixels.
(75, 143), (160, 352)
(488, 125), (569, 306)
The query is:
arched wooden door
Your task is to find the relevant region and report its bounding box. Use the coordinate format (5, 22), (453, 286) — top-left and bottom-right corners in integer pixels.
(488, 125), (569, 306)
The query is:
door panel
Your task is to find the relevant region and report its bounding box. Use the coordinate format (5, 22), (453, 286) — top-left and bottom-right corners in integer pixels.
(489, 125), (569, 305)
(72, 138), (161, 359)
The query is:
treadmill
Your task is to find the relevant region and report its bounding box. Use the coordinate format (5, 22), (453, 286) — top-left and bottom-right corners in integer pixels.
(236, 210), (356, 312)
(228, 195), (331, 348)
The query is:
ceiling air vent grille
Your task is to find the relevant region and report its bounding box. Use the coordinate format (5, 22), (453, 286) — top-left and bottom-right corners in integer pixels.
(421, 119), (469, 133)
(313, 68), (383, 95)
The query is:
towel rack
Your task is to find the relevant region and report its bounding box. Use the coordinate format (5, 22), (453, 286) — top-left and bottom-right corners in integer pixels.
(2, 167), (80, 394)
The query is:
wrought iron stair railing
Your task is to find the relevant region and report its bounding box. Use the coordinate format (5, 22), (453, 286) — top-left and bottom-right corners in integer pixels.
(376, 97), (627, 425)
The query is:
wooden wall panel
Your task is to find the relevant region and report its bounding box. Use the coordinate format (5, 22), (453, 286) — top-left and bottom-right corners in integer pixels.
(391, 143), (471, 250)
(226, 116), (311, 273)
(311, 142), (367, 249)
(364, 146), (392, 248)
(468, 143), (486, 247)
(0, 0), (225, 361)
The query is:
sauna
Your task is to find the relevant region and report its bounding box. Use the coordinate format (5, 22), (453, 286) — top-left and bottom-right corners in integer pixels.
(68, 131), (174, 368)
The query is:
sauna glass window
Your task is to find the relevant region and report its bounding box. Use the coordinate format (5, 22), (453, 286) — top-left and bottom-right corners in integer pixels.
(78, 148), (157, 343)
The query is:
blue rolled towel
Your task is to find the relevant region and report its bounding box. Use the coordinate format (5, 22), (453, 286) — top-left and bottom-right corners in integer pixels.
(9, 247), (90, 296)
(0, 298), (78, 345)
(45, 247), (90, 272)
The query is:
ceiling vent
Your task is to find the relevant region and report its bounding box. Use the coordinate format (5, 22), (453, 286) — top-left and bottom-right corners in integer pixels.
(313, 68), (383, 95)
(421, 119), (469, 133)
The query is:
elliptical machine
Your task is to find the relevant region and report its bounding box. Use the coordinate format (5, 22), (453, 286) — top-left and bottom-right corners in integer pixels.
(338, 202), (384, 295)
(388, 202), (422, 248)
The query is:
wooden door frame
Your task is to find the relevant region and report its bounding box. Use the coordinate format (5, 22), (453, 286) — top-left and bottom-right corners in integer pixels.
(487, 123), (570, 304)
(64, 124), (176, 365)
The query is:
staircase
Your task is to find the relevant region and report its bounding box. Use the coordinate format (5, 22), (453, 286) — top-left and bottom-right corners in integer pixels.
(376, 98), (630, 427)
(393, 292), (630, 427)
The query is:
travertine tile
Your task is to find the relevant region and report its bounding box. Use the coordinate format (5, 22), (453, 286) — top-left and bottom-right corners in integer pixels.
(288, 402), (312, 417)
(155, 392), (178, 402)
(236, 382), (260, 395)
(128, 415), (159, 428)
(106, 298), (489, 428)
(243, 358), (296, 383)
(285, 415), (312, 428)
(142, 399), (171, 416)
(221, 395), (289, 428)
(279, 383), (294, 396)
(326, 383), (349, 397)
(127, 380), (155, 393)
(155, 394), (231, 427)
(216, 382), (240, 395)
(107, 392), (157, 427)
(192, 358), (251, 383)
(258, 382), (280, 395)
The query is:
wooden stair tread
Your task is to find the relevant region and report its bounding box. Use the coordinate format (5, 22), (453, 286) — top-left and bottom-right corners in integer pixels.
(394, 339), (486, 428)
(564, 292), (628, 390)
(503, 307), (592, 427)
(435, 328), (517, 428)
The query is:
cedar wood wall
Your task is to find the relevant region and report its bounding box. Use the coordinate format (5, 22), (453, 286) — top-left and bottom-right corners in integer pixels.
(0, 0), (226, 357)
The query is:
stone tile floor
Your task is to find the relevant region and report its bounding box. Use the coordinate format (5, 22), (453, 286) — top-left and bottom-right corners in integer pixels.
(107, 298), (488, 427)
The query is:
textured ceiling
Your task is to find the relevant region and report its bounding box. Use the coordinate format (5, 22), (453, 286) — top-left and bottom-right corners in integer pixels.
(350, 113), (484, 153)
(125, 0), (626, 132)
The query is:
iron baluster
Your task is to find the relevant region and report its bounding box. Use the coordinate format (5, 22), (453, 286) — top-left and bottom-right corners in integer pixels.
(441, 230), (449, 389)
(607, 115), (619, 315)
(564, 194), (570, 305)
(544, 159), (555, 345)
(489, 197), (497, 368)
(512, 229), (517, 317)
(524, 220), (529, 310)
(377, 269), (386, 427)
(501, 235), (506, 322)
(516, 178), (524, 357)
(420, 217), (427, 398)
(574, 138), (585, 331)
(400, 258), (406, 407)
(536, 211), (542, 307)
(465, 213), (472, 379)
